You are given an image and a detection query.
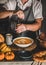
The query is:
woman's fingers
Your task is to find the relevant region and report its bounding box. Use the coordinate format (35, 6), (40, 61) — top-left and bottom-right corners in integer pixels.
(15, 24), (26, 33)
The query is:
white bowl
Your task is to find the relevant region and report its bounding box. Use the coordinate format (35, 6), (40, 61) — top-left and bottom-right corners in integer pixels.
(13, 37), (34, 48)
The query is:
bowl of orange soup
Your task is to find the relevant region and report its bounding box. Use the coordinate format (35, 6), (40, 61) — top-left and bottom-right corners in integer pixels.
(13, 37), (34, 48)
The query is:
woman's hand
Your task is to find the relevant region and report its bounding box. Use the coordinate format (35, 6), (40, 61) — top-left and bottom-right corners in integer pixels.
(15, 24), (27, 33)
(14, 10), (25, 19)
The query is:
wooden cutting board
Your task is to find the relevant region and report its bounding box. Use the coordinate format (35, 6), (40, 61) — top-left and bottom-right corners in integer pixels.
(11, 42), (37, 51)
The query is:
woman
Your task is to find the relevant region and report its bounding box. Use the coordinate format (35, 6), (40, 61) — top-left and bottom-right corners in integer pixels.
(0, 0), (43, 38)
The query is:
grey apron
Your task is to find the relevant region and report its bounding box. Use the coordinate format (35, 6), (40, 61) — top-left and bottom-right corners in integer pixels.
(10, 3), (37, 39)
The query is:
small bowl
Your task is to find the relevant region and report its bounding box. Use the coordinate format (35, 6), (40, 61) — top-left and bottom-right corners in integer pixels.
(38, 32), (46, 48)
(39, 32), (46, 40)
(13, 37), (34, 48)
(40, 40), (46, 48)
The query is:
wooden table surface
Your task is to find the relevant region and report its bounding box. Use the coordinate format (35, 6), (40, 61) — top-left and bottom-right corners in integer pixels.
(0, 61), (46, 65)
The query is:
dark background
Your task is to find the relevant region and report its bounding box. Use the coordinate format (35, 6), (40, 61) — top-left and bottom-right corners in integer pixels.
(0, 0), (46, 34)
(41, 0), (46, 19)
(40, 0), (46, 33)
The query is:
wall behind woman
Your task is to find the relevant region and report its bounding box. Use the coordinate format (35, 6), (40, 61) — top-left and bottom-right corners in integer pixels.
(41, 0), (46, 33)
(41, 0), (46, 19)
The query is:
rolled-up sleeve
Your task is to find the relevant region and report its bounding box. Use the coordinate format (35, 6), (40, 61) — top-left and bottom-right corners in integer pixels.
(3, 0), (16, 10)
(33, 0), (43, 20)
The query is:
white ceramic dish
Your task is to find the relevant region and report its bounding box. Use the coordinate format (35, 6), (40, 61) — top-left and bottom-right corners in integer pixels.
(13, 37), (34, 48)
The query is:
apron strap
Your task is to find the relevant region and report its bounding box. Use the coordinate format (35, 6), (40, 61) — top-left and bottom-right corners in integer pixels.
(16, 1), (33, 22)
(25, 3), (33, 21)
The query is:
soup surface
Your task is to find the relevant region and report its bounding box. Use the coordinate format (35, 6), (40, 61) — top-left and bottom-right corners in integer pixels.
(14, 37), (33, 44)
